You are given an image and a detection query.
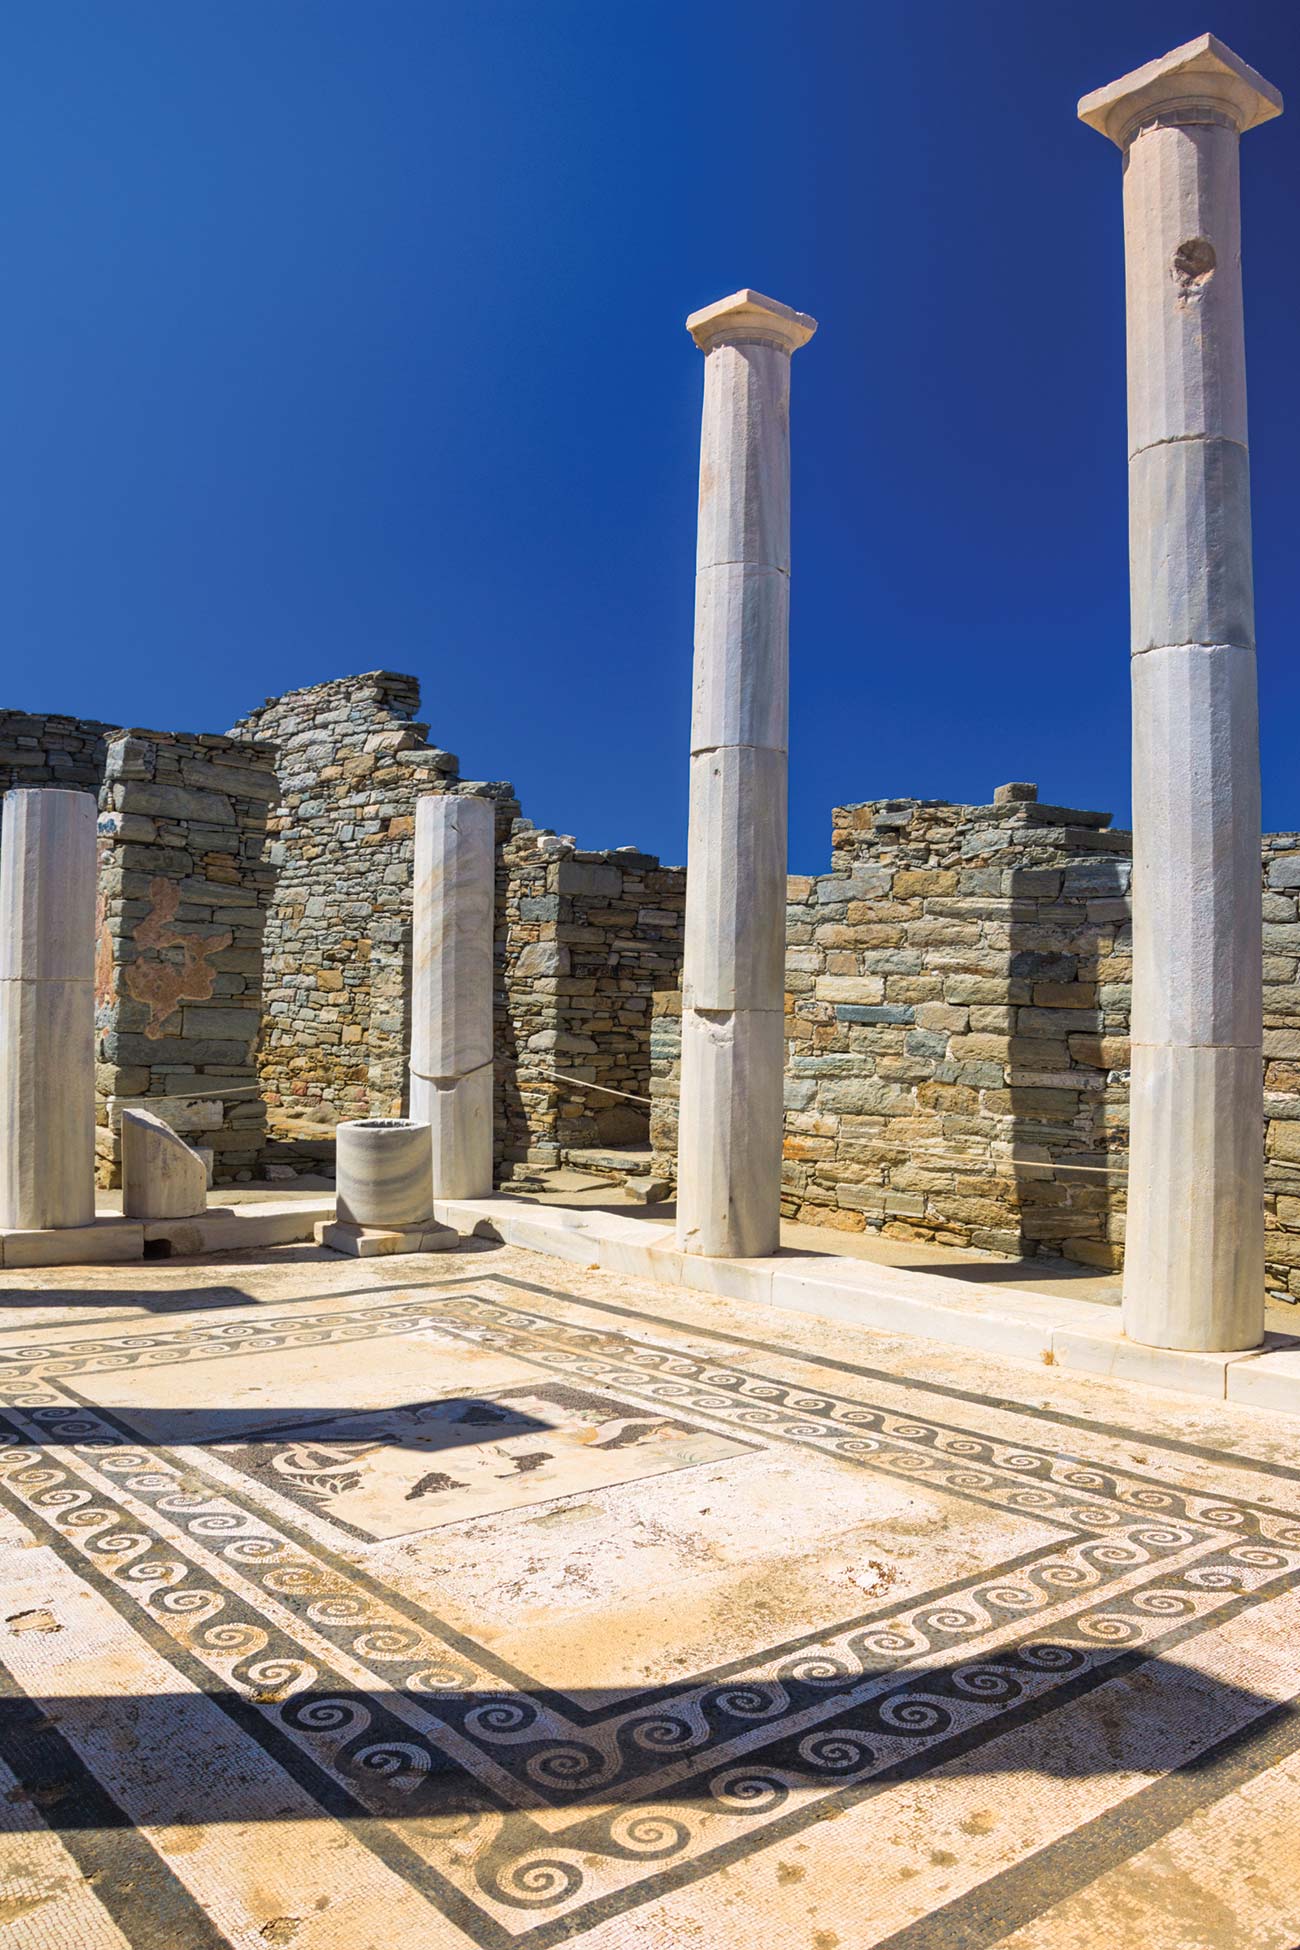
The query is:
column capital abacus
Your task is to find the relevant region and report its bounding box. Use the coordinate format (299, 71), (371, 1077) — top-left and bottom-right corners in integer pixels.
(1078, 33), (1281, 148)
(686, 289), (817, 355)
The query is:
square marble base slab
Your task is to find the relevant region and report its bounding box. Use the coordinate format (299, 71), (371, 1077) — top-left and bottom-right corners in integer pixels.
(0, 1215), (143, 1267)
(314, 1218), (459, 1257)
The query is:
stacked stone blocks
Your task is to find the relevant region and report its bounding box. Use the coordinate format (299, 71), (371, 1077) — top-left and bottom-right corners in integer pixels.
(500, 829), (685, 1169)
(651, 787), (1300, 1304)
(228, 674), (685, 1176)
(230, 673), (470, 1137)
(94, 729), (278, 1184)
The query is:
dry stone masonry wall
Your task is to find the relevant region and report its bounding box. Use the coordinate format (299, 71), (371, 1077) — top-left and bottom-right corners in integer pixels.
(95, 729), (278, 1185)
(1, 674), (684, 1186)
(0, 711), (112, 795)
(229, 674), (473, 1152)
(1261, 832), (1300, 1296)
(780, 787), (1134, 1264)
(651, 786), (1300, 1302)
(500, 831), (685, 1169)
(9, 672), (1300, 1303)
(229, 673), (683, 1178)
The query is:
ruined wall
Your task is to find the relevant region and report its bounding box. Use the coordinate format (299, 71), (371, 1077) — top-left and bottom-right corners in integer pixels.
(1261, 832), (1300, 1298)
(232, 673), (683, 1174)
(650, 786), (1300, 1302)
(95, 729), (278, 1184)
(778, 788), (1132, 1263)
(5, 681), (1296, 1284)
(230, 674), (472, 1142)
(500, 832), (685, 1168)
(0, 710), (112, 795)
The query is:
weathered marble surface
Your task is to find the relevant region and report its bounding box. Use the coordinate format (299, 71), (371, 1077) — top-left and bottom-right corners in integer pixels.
(315, 1216), (457, 1257)
(676, 290), (815, 1259)
(1081, 35), (1280, 1351)
(0, 787), (96, 1229)
(410, 792), (495, 1198)
(413, 1063), (493, 1204)
(335, 1117), (434, 1228)
(677, 1004), (785, 1258)
(120, 1108), (208, 1220)
(6, 1239), (1300, 1950)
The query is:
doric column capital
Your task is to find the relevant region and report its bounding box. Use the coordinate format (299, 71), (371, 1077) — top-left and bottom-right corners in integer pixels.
(686, 289), (817, 355)
(1078, 32), (1282, 148)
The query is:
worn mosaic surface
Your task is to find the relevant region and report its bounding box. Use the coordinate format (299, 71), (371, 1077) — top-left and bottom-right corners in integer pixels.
(2, 1244), (1300, 1947)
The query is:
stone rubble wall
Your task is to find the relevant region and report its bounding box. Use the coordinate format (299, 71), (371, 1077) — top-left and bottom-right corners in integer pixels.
(500, 832), (685, 1170)
(0, 711), (112, 795)
(231, 673), (684, 1176)
(230, 674), (472, 1153)
(94, 730), (278, 1185)
(781, 791), (1134, 1265)
(0, 676), (684, 1187)
(1260, 833), (1300, 1296)
(650, 789), (1300, 1302)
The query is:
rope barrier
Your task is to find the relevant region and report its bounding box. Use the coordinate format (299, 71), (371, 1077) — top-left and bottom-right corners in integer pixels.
(531, 1068), (654, 1107)
(524, 1070), (1300, 1193)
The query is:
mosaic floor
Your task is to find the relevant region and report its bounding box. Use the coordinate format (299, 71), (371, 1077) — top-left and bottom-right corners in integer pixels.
(2, 1243), (1300, 1948)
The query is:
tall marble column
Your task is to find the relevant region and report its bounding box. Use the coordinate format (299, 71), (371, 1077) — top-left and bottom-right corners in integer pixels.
(676, 290), (816, 1259)
(0, 788), (97, 1230)
(1080, 36), (1281, 1350)
(410, 792), (495, 1199)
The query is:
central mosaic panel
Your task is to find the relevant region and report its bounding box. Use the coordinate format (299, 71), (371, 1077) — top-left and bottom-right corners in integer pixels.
(209, 1382), (754, 1540)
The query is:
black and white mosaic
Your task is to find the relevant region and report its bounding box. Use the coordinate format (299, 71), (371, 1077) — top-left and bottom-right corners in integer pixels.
(3, 1275), (1300, 1947)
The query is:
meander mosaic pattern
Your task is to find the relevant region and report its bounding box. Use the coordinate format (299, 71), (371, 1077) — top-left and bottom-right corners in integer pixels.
(4, 1278), (1300, 1946)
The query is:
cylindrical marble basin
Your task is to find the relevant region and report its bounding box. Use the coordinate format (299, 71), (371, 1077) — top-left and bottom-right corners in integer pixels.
(335, 1118), (434, 1228)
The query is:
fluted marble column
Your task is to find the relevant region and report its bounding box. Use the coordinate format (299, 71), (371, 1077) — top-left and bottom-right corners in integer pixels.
(1080, 35), (1281, 1350)
(410, 793), (495, 1198)
(676, 290), (816, 1258)
(0, 788), (97, 1230)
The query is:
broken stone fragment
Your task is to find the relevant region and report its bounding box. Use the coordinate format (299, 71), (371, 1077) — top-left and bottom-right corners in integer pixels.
(121, 1107), (208, 1220)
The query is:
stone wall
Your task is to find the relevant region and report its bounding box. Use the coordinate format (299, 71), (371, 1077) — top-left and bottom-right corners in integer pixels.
(0, 711), (112, 795)
(94, 729), (278, 1184)
(6, 682), (1296, 1282)
(5, 677), (1299, 1286)
(779, 787), (1133, 1263)
(230, 674), (475, 1147)
(650, 785), (1300, 1303)
(501, 832), (685, 1169)
(231, 673), (684, 1175)
(1261, 833), (1300, 1298)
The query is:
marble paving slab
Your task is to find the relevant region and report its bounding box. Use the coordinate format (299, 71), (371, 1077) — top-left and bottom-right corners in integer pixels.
(2, 1243), (1299, 1947)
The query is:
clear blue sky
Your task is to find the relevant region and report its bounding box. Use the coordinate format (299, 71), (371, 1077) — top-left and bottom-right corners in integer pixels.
(2, 2), (1297, 870)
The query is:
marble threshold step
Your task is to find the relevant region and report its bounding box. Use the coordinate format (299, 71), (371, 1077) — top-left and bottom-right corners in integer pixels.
(0, 1197), (334, 1267)
(432, 1192), (1300, 1421)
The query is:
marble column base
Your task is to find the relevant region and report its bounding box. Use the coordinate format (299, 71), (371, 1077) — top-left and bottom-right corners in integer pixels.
(0, 787), (97, 1232)
(1123, 1041), (1264, 1351)
(675, 1007), (784, 1260)
(316, 1218), (458, 1258)
(335, 1119), (434, 1229)
(0, 973), (95, 1231)
(411, 1064), (493, 1201)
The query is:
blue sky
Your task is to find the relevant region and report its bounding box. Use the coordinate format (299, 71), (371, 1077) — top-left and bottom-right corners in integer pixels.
(2, 1), (1297, 870)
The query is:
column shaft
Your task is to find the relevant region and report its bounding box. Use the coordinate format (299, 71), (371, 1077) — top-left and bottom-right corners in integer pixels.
(1080, 37), (1282, 1350)
(675, 291), (815, 1259)
(410, 793), (495, 1199)
(0, 788), (97, 1230)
